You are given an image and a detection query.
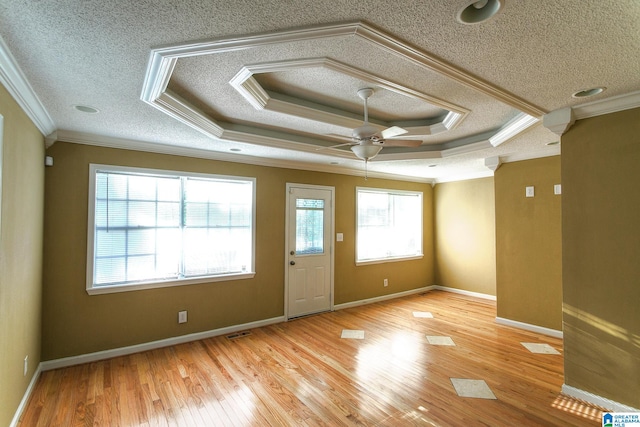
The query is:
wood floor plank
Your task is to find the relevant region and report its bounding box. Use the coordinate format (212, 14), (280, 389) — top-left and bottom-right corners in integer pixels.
(19, 291), (607, 426)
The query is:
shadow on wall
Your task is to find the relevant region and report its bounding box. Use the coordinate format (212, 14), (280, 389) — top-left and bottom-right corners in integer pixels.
(563, 303), (640, 408)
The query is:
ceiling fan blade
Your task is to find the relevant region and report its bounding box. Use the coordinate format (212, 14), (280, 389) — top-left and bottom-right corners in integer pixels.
(315, 136), (358, 150)
(375, 139), (423, 147)
(326, 142), (357, 149)
(380, 126), (408, 139)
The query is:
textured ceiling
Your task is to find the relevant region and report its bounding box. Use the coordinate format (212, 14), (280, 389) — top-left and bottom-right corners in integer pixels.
(0, 0), (638, 181)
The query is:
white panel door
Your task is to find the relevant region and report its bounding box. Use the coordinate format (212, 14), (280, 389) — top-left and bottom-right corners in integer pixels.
(285, 184), (334, 319)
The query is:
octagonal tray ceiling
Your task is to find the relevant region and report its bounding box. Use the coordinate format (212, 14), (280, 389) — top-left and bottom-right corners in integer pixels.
(141, 21), (541, 162)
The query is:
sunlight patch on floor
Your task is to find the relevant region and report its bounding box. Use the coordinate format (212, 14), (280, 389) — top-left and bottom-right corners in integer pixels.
(552, 394), (605, 422)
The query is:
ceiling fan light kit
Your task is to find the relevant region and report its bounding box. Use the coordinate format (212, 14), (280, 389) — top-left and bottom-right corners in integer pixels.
(351, 143), (382, 161)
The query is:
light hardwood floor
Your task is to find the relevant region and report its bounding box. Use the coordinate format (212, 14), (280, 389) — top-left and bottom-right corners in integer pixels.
(19, 291), (605, 426)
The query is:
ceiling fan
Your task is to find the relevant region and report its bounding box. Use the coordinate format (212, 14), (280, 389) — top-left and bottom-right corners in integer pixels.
(332, 88), (423, 161)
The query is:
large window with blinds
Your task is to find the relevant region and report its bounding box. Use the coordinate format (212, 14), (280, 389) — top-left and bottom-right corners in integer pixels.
(86, 164), (255, 294)
(356, 187), (423, 264)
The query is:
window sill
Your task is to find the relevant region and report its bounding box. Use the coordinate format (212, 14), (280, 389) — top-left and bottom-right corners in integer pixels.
(355, 254), (423, 266)
(86, 272), (256, 295)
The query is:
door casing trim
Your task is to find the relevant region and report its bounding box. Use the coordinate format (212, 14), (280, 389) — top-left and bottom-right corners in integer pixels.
(284, 183), (335, 320)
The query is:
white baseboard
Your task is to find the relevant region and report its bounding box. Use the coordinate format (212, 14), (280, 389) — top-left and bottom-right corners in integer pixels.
(562, 384), (639, 412)
(10, 363), (42, 427)
(41, 316), (285, 371)
(432, 285), (497, 301)
(334, 286), (435, 311)
(495, 316), (563, 339)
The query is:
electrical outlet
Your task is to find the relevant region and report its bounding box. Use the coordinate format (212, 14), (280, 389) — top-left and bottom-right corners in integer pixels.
(384, 278), (388, 287)
(178, 310), (187, 324)
(24, 356), (28, 376)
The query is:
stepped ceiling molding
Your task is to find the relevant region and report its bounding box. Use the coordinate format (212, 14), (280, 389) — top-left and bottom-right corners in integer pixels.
(0, 1), (638, 182)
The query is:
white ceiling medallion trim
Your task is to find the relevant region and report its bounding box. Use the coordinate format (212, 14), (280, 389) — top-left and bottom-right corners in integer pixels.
(230, 57), (467, 136)
(488, 113), (539, 147)
(141, 21), (545, 159)
(54, 129), (433, 184)
(0, 34), (55, 136)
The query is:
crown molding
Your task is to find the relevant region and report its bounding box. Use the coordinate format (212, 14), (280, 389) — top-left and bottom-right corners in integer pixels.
(351, 23), (546, 118)
(143, 20), (544, 118)
(543, 107), (575, 136)
(52, 129), (560, 185)
(141, 21), (543, 160)
(0, 35), (55, 136)
(499, 144), (561, 164)
(157, 91), (224, 138)
(442, 140), (493, 157)
(230, 57), (468, 137)
(544, 91), (640, 136)
(434, 169), (494, 184)
(231, 57), (469, 117)
(573, 89), (640, 120)
(52, 130), (434, 183)
(489, 113), (539, 147)
(484, 156), (501, 171)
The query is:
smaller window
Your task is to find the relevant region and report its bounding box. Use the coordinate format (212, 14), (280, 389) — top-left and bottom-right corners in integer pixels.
(87, 164), (256, 294)
(356, 187), (423, 264)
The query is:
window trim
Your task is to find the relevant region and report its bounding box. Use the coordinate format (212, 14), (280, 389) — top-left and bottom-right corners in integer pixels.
(355, 186), (424, 266)
(86, 164), (256, 295)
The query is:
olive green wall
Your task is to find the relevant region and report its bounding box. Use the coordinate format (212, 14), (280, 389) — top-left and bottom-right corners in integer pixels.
(0, 85), (44, 426)
(434, 177), (496, 296)
(561, 107), (640, 409)
(42, 141), (434, 360)
(495, 156), (562, 330)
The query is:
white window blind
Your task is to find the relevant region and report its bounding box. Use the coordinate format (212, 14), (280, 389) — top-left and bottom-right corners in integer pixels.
(356, 187), (423, 263)
(87, 165), (255, 293)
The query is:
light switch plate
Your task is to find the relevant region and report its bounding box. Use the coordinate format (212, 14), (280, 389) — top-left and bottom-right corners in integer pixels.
(178, 310), (187, 323)
(525, 186), (535, 197)
(554, 184), (562, 195)
(336, 233), (343, 242)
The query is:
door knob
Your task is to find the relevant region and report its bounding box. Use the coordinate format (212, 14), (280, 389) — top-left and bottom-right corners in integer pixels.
(290, 260), (296, 265)
(290, 250), (295, 255)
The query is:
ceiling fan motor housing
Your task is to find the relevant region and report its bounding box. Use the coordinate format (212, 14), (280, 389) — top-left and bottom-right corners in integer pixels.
(353, 123), (379, 139)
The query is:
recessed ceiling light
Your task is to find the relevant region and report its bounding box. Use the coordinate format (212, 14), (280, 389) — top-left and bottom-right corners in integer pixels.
(230, 148), (241, 152)
(456, 0), (504, 25)
(73, 105), (99, 114)
(572, 87), (606, 98)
